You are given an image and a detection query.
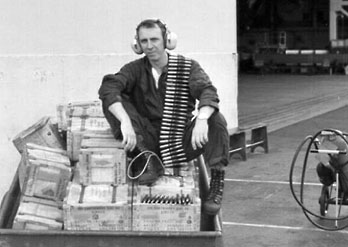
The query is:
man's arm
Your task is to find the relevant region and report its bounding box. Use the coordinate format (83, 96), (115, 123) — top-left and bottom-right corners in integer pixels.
(99, 62), (140, 151)
(188, 60), (219, 150)
(108, 102), (136, 151)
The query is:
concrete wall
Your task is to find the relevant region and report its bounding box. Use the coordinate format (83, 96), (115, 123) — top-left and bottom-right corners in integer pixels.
(0, 0), (237, 199)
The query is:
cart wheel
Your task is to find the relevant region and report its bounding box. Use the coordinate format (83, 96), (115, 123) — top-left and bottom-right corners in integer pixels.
(319, 186), (330, 216)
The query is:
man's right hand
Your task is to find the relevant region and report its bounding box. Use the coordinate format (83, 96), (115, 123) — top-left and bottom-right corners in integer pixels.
(120, 119), (137, 151)
(108, 102), (137, 152)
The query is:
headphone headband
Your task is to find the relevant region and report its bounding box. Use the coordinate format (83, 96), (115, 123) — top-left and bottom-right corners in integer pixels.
(135, 19), (167, 34)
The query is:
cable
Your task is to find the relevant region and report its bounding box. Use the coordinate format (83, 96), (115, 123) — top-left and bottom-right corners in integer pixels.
(127, 150), (165, 180)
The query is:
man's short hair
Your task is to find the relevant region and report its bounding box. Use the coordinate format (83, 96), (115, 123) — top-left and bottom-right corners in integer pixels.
(136, 19), (167, 40)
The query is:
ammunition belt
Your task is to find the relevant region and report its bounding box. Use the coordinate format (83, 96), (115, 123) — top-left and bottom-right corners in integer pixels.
(159, 55), (192, 167)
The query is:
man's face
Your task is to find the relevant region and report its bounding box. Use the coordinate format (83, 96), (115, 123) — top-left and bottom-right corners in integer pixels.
(138, 25), (166, 61)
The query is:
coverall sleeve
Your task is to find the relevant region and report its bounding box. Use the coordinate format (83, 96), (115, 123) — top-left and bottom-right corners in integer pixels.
(98, 63), (137, 109)
(188, 60), (220, 111)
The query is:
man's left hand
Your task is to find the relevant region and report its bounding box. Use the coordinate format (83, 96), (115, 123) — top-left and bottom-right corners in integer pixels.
(191, 119), (209, 150)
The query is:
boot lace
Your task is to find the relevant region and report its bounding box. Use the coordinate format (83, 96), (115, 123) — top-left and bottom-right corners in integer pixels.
(207, 173), (224, 203)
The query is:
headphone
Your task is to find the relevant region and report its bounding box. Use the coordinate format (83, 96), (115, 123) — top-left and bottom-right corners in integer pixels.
(131, 19), (177, 55)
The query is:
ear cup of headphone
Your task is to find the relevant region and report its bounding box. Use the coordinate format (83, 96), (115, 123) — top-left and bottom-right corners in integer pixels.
(131, 38), (143, 54)
(165, 31), (177, 50)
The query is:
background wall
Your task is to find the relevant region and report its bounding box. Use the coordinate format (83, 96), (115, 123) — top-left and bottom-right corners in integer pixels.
(0, 0), (238, 199)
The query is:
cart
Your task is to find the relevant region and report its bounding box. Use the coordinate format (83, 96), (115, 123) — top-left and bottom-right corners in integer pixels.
(290, 129), (348, 231)
(0, 156), (223, 247)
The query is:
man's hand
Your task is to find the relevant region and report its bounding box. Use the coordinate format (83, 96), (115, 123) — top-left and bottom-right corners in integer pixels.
(108, 102), (137, 151)
(191, 106), (215, 150)
(120, 119), (137, 151)
(191, 119), (209, 150)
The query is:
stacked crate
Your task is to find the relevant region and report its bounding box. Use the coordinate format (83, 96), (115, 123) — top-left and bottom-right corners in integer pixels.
(57, 101), (112, 162)
(63, 130), (129, 231)
(11, 100), (202, 232)
(12, 143), (72, 230)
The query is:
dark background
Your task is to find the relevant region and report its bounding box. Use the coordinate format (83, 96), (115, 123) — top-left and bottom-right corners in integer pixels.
(237, 0), (347, 52)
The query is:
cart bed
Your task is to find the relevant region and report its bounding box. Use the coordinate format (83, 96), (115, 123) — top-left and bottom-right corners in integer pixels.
(0, 156), (223, 247)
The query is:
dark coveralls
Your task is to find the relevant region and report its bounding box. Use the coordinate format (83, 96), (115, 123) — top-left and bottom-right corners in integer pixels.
(98, 54), (229, 167)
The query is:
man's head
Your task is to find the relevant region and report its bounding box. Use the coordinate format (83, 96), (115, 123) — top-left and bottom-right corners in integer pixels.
(131, 19), (177, 56)
(136, 20), (167, 61)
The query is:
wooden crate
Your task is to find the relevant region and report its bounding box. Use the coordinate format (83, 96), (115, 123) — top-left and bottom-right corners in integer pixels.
(59, 100), (112, 161)
(13, 196), (63, 230)
(78, 148), (127, 185)
(22, 144), (72, 202)
(64, 183), (129, 205)
(134, 175), (199, 205)
(12, 116), (65, 153)
(16, 196), (63, 221)
(68, 116), (110, 132)
(131, 161), (201, 232)
(12, 214), (63, 230)
(132, 200), (201, 232)
(63, 183), (131, 231)
(66, 118), (112, 162)
(24, 143), (70, 166)
(56, 100), (104, 132)
(63, 204), (131, 231)
(80, 133), (122, 149)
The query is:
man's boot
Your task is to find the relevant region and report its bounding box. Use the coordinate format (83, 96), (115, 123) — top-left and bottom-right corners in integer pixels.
(204, 169), (225, 215)
(137, 151), (164, 186)
(128, 143), (164, 186)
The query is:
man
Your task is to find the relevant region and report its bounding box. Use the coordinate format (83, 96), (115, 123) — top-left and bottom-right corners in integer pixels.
(98, 19), (229, 215)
